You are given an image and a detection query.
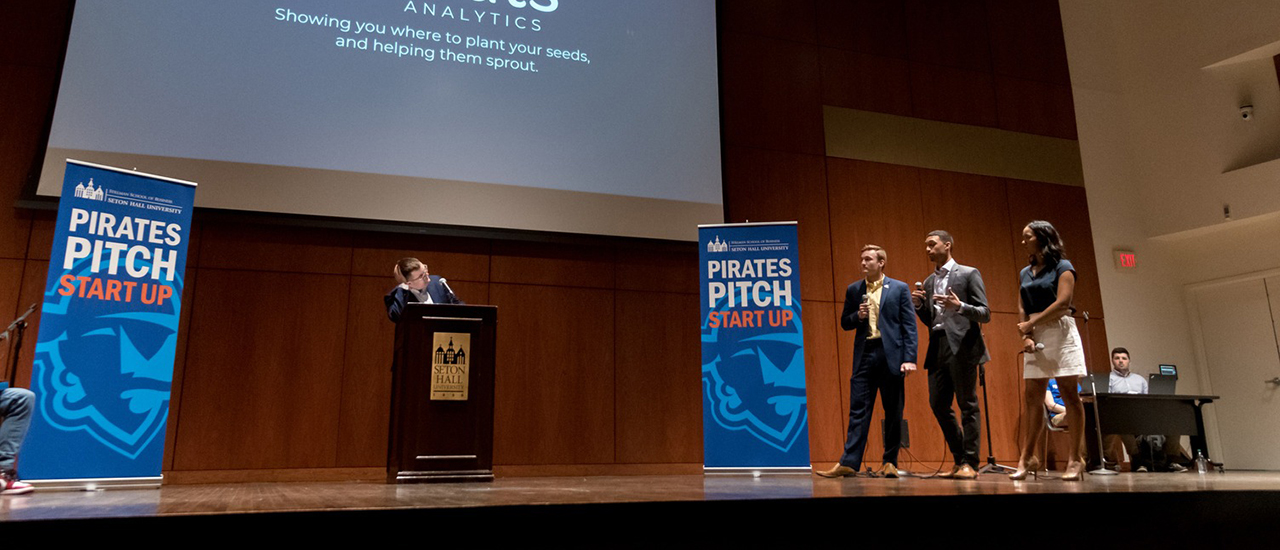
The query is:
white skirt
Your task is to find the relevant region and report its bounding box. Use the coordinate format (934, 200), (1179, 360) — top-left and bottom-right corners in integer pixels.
(1023, 316), (1088, 379)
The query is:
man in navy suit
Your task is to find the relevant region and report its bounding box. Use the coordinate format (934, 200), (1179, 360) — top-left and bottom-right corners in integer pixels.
(817, 245), (918, 478)
(384, 257), (464, 323)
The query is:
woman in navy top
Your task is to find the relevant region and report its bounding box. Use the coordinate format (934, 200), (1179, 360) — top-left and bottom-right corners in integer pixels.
(1011, 220), (1087, 481)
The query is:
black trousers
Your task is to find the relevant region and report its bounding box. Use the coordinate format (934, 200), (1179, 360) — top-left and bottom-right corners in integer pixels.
(926, 332), (981, 467)
(839, 339), (903, 470)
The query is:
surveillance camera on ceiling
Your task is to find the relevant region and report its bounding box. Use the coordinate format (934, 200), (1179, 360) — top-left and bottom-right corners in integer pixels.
(1240, 105), (1254, 120)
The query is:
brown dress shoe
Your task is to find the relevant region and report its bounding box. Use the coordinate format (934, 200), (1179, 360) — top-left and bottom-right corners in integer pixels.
(954, 463), (978, 480)
(880, 462), (904, 478)
(815, 464), (857, 478)
(936, 465), (960, 479)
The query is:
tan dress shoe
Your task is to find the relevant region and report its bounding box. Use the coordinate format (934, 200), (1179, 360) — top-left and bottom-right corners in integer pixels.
(815, 464), (857, 478)
(880, 462), (904, 478)
(954, 463), (978, 480)
(936, 465), (960, 479)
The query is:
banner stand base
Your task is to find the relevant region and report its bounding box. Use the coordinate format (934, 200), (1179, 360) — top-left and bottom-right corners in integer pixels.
(27, 476), (163, 492)
(703, 467), (811, 476)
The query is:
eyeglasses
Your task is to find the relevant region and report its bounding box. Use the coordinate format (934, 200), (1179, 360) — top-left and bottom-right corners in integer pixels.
(406, 271), (428, 283)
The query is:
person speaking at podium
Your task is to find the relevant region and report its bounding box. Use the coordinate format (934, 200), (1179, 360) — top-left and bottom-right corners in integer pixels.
(384, 257), (463, 323)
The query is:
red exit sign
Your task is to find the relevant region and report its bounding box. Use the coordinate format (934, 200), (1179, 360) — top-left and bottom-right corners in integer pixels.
(1113, 249), (1138, 270)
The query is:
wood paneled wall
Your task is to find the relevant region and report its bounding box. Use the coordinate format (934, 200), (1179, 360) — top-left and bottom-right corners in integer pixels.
(720, 0), (1105, 468)
(0, 0), (1101, 478)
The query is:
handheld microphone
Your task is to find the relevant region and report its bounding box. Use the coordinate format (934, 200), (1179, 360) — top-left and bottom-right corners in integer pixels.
(914, 282), (923, 290)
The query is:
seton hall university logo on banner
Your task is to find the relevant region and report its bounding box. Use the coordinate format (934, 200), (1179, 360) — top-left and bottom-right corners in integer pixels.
(73, 178), (106, 200)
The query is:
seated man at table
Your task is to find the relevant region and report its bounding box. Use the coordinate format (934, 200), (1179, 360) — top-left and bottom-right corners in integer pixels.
(1104, 347), (1188, 472)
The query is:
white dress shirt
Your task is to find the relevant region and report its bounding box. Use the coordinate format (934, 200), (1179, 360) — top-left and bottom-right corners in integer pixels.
(931, 259), (957, 331)
(402, 283), (434, 304)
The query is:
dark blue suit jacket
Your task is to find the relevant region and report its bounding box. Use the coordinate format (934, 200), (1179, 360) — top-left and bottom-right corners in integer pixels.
(841, 276), (918, 375)
(384, 275), (464, 323)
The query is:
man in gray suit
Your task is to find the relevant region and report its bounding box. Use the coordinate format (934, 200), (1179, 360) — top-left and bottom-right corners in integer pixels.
(912, 230), (990, 479)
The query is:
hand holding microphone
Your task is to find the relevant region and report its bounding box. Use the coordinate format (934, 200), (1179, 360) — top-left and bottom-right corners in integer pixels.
(1017, 319), (1040, 353)
(911, 282), (925, 307)
(858, 293), (870, 320)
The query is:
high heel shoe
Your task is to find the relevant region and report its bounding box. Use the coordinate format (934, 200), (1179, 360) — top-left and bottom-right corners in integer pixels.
(1009, 457), (1042, 480)
(1061, 462), (1085, 482)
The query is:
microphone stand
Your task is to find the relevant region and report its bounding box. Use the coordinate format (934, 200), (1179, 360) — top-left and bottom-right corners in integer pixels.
(978, 361), (1015, 474)
(1079, 311), (1117, 476)
(2, 304), (37, 387)
(440, 278), (459, 304)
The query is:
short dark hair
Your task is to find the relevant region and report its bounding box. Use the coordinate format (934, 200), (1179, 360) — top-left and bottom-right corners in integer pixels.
(1111, 347), (1129, 358)
(927, 230), (953, 246)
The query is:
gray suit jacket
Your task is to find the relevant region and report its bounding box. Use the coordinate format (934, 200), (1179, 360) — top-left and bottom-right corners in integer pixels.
(915, 263), (990, 367)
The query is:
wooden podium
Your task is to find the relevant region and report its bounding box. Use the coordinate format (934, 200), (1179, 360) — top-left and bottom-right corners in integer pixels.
(387, 303), (497, 483)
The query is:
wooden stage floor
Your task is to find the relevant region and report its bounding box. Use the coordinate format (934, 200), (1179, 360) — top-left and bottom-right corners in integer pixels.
(5, 470), (1279, 519)
(4, 471), (1279, 545)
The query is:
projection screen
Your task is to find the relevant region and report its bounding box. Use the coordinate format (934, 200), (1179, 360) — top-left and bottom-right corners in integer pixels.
(37, 0), (723, 241)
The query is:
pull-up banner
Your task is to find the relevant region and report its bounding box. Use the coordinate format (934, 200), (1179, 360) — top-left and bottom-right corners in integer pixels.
(24, 160), (196, 486)
(699, 222), (809, 471)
